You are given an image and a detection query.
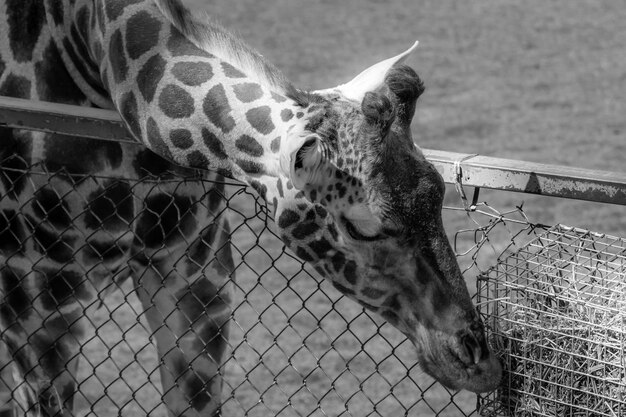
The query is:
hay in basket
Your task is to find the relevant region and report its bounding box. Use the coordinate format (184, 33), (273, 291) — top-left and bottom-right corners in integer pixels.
(476, 225), (626, 416)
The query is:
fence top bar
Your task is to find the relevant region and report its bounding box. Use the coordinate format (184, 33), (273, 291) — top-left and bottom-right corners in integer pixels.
(0, 95), (134, 143)
(1, 95), (626, 206)
(425, 149), (626, 206)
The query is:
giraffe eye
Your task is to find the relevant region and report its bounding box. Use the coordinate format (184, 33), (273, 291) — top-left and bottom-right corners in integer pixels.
(342, 216), (385, 242)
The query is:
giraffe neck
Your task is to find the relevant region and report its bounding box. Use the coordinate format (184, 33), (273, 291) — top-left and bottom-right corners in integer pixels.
(42, 0), (314, 207)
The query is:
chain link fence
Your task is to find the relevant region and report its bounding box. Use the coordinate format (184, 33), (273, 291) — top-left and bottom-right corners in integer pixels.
(2, 128), (625, 416)
(0, 131), (552, 417)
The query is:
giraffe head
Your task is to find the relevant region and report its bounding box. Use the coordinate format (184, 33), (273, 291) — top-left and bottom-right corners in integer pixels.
(276, 43), (501, 393)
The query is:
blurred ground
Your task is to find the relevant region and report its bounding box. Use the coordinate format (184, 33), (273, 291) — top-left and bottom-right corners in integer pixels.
(189, 0), (626, 235)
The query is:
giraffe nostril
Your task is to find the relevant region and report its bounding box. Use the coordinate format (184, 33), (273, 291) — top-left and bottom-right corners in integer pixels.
(461, 332), (482, 366)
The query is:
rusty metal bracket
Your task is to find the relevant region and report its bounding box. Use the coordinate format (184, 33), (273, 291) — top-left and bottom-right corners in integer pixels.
(454, 153), (480, 211)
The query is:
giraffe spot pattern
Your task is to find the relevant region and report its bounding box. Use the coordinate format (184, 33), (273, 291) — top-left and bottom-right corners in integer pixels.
(109, 29), (128, 84)
(2, 337), (30, 379)
(59, 381), (77, 409)
(167, 28), (213, 58)
(170, 129), (193, 149)
(315, 206), (328, 219)
(271, 92), (287, 103)
(236, 159), (264, 175)
(64, 12), (109, 100)
(270, 136), (281, 153)
(31, 334), (73, 378)
(276, 178), (284, 198)
(32, 188), (72, 229)
(332, 282), (355, 297)
(134, 194), (197, 248)
(171, 356), (213, 412)
(39, 268), (92, 310)
(0, 267), (31, 325)
(191, 320), (229, 367)
(41, 134), (121, 176)
(206, 181), (226, 214)
(133, 149), (176, 178)
(172, 61), (213, 86)
(221, 62), (245, 78)
(146, 117), (174, 161)
(362, 287), (386, 299)
(344, 260), (358, 285)
(249, 180), (267, 200)
(0, 210), (25, 254)
(137, 54), (167, 102)
(0, 122), (31, 199)
(235, 135), (264, 157)
(309, 237), (332, 258)
(7, 0), (45, 62)
(187, 150), (209, 169)
(202, 128), (228, 160)
(213, 221), (234, 276)
(47, 0), (64, 26)
(233, 82), (263, 103)
(185, 223), (219, 276)
(0, 74), (31, 98)
(29, 221), (76, 263)
(35, 42), (85, 103)
(246, 106), (275, 135)
(120, 91), (142, 138)
(176, 278), (230, 324)
(204, 84), (235, 133)
(292, 222), (320, 240)
(280, 109), (294, 122)
(75, 6), (91, 46)
(83, 180), (134, 232)
(382, 294), (401, 311)
(95, 0), (106, 33)
(125, 11), (162, 60)
(159, 84), (195, 119)
(44, 309), (85, 338)
(105, 0), (143, 21)
(277, 209), (300, 229)
(331, 251), (346, 272)
(295, 247), (314, 262)
(83, 239), (127, 264)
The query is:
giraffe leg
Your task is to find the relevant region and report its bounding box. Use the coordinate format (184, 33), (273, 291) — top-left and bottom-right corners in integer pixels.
(0, 266), (85, 417)
(130, 214), (235, 417)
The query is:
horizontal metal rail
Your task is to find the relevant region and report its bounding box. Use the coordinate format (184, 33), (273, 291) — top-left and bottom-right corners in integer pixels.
(1, 95), (626, 206)
(426, 150), (626, 206)
(0, 96), (133, 142)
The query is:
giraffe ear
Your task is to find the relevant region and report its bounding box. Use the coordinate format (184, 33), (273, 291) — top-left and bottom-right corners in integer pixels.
(314, 41), (419, 102)
(280, 134), (330, 190)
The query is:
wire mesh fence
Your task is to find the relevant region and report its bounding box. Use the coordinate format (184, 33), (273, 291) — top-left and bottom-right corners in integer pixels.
(2, 132), (624, 416)
(477, 225), (626, 417)
(0, 132), (551, 417)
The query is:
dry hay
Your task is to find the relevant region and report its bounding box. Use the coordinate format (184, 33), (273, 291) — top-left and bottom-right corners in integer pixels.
(477, 225), (626, 417)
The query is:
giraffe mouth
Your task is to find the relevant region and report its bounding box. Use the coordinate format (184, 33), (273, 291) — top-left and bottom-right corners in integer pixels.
(412, 330), (503, 393)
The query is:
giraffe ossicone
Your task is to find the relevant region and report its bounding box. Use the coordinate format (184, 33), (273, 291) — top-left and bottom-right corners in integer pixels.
(0, 0), (501, 415)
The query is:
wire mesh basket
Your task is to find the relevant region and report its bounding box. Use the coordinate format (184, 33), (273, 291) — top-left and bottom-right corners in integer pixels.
(477, 224), (626, 417)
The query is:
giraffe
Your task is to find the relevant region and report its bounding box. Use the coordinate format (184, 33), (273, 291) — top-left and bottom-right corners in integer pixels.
(0, 0), (502, 415)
